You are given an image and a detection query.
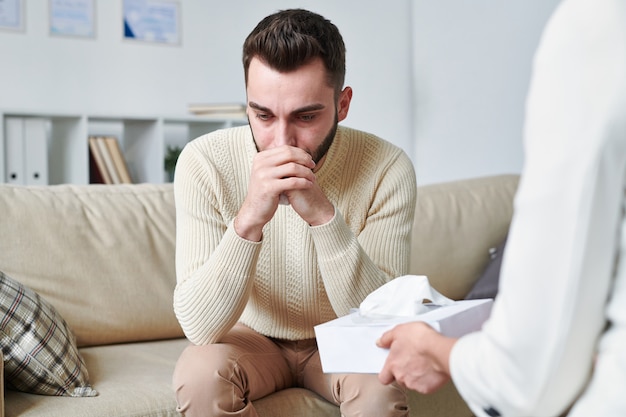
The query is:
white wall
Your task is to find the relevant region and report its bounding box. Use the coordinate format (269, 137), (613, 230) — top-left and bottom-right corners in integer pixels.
(0, 1), (414, 162)
(412, 0), (561, 184)
(1, 1), (563, 185)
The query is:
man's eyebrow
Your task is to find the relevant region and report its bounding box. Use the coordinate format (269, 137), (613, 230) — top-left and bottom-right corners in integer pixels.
(293, 103), (326, 113)
(248, 101), (271, 113)
(248, 101), (326, 115)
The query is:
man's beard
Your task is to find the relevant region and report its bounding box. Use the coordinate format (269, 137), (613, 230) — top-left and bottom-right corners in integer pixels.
(248, 114), (338, 165)
(311, 115), (338, 165)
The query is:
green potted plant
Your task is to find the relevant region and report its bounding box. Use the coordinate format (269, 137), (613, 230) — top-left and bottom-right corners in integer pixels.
(164, 145), (183, 182)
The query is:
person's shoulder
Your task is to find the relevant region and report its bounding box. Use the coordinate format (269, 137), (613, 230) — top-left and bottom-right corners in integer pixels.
(337, 125), (403, 154)
(333, 126), (416, 192)
(334, 126), (414, 181)
(336, 125), (410, 169)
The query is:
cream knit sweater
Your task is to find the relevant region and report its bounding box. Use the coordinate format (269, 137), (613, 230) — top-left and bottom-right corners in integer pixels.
(173, 125), (416, 345)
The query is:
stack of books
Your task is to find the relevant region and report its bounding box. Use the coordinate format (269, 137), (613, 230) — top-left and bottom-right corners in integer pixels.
(187, 103), (247, 120)
(88, 136), (132, 184)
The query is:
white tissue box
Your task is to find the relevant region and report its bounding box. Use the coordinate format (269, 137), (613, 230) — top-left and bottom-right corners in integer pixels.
(314, 298), (493, 374)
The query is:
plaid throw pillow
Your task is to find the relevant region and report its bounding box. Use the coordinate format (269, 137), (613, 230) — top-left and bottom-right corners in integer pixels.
(0, 271), (97, 397)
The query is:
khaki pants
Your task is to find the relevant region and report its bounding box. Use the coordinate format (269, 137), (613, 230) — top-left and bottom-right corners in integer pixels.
(173, 323), (408, 417)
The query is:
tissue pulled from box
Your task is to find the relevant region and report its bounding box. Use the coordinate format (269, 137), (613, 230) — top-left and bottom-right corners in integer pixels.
(358, 275), (454, 319)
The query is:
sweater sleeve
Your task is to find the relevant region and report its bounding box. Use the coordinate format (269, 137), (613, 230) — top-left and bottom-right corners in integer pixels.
(450, 1), (626, 415)
(310, 148), (417, 317)
(172, 139), (261, 345)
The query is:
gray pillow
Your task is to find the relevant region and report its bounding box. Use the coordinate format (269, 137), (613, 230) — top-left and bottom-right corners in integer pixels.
(0, 270), (97, 397)
(464, 236), (507, 300)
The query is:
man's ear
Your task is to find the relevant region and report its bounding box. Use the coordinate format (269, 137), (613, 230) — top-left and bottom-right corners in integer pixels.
(337, 86), (353, 122)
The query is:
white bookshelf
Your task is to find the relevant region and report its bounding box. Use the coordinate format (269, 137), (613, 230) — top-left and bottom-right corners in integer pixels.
(0, 110), (248, 185)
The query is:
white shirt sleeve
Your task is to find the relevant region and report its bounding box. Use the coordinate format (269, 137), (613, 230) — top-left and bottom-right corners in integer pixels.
(449, 0), (626, 416)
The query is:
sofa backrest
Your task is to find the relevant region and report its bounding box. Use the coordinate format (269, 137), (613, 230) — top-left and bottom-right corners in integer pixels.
(0, 174), (519, 347)
(409, 174), (519, 300)
(0, 183), (181, 347)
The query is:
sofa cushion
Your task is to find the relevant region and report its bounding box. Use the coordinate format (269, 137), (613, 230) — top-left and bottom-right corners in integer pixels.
(0, 183), (183, 347)
(3, 339), (186, 417)
(0, 270), (96, 397)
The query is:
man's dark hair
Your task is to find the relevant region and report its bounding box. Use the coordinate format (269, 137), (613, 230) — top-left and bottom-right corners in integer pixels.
(243, 9), (346, 95)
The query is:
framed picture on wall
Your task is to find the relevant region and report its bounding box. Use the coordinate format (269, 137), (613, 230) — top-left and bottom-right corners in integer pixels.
(49, 0), (96, 38)
(123, 0), (180, 45)
(0, 0), (24, 32)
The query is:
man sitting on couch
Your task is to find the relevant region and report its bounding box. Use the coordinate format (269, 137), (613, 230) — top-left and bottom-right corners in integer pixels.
(172, 8), (417, 417)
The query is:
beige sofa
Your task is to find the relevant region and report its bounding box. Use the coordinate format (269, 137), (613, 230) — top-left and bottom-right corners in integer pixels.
(0, 174), (518, 417)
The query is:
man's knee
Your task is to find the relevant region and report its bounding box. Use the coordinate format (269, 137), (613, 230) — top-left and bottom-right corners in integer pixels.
(173, 343), (243, 415)
(174, 344), (233, 386)
(335, 374), (408, 417)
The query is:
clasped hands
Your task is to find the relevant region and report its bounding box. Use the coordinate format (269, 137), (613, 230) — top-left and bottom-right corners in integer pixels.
(234, 145), (335, 241)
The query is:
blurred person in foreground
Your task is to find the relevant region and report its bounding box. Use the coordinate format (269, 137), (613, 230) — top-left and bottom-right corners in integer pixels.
(378, 0), (626, 416)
